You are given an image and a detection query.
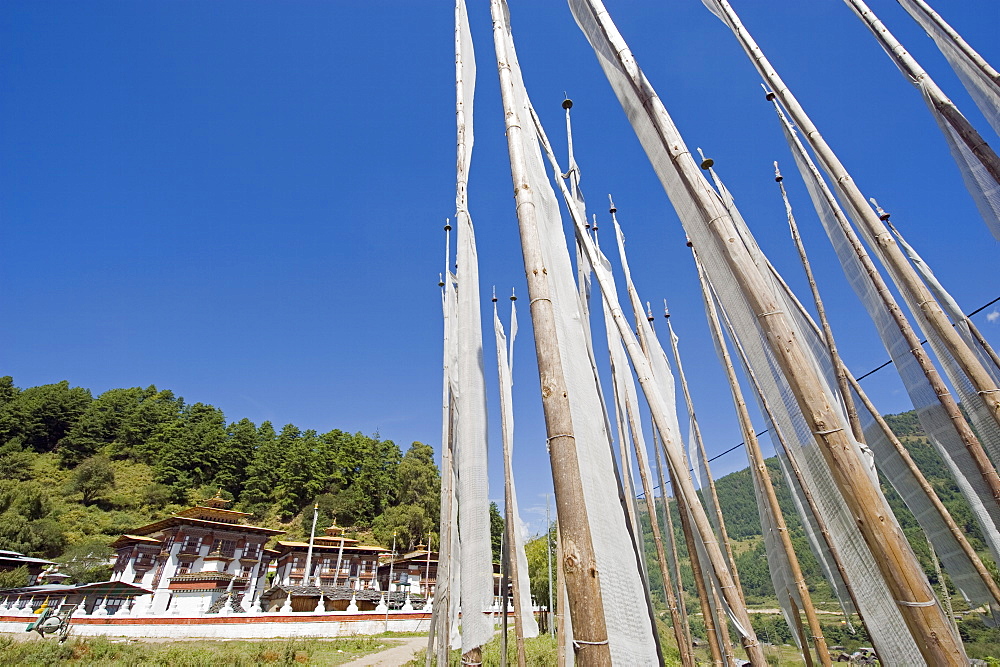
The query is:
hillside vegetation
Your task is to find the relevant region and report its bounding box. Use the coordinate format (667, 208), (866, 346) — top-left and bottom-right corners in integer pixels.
(0, 376), (442, 586)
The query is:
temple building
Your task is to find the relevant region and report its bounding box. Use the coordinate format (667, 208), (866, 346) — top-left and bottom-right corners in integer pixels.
(253, 524), (390, 612)
(375, 545), (438, 597)
(272, 524), (387, 590)
(109, 495), (284, 614)
(0, 550), (54, 586)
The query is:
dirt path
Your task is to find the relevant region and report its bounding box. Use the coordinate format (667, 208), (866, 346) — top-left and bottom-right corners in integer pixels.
(341, 636), (427, 667)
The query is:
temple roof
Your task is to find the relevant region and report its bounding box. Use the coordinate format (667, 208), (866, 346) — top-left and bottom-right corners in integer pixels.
(109, 534), (164, 549)
(0, 550), (54, 568)
(123, 515), (285, 538)
(274, 540), (387, 554)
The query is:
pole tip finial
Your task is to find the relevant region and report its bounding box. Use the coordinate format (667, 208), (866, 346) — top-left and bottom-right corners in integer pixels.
(696, 147), (713, 170)
(438, 273), (444, 288)
(685, 237), (694, 248)
(444, 217), (452, 232)
(562, 98), (573, 110)
(773, 160), (783, 182)
(510, 287), (517, 301)
(763, 85), (777, 101)
(492, 286), (497, 303)
(870, 197), (890, 221)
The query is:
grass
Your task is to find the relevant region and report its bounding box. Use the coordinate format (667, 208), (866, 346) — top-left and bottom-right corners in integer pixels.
(404, 631), (557, 667)
(0, 634), (390, 666)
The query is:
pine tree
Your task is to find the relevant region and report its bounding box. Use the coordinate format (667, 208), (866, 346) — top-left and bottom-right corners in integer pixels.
(240, 421), (281, 512)
(214, 418), (257, 498)
(152, 403), (225, 502)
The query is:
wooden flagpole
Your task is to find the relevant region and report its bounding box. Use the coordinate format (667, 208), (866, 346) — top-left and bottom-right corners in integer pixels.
(901, 0), (1000, 85)
(495, 293), (527, 667)
(431, 220), (455, 667)
(843, 0), (1000, 184)
(885, 219), (1000, 373)
(530, 96), (764, 662)
(696, 258), (831, 666)
(673, 479), (727, 666)
(774, 159), (1000, 608)
(710, 0), (1000, 440)
(768, 97), (1000, 514)
(666, 312), (745, 606)
(652, 427), (694, 658)
(848, 371), (1000, 607)
(583, 0), (938, 657)
(489, 2), (611, 663)
(706, 271), (875, 650)
(615, 304), (693, 667)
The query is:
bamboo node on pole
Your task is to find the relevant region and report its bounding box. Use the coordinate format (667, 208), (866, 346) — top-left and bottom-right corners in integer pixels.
(894, 598), (937, 607)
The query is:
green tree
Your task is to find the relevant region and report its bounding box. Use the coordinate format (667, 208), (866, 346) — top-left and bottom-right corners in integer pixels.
(120, 387), (184, 462)
(59, 387), (147, 466)
(0, 441), (35, 481)
(327, 433), (402, 525)
(0, 565), (30, 589)
(274, 426), (322, 520)
(214, 418), (257, 498)
(490, 501), (504, 562)
(0, 377), (20, 409)
(241, 421), (281, 512)
(0, 380), (92, 453)
(70, 455), (116, 506)
(524, 525), (556, 610)
(373, 504), (433, 552)
(56, 539), (113, 584)
(151, 403), (225, 502)
(396, 442), (441, 525)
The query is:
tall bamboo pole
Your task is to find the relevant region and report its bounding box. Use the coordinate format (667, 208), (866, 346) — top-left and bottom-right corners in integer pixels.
(530, 96), (764, 664)
(769, 97), (1000, 509)
(899, 0), (1000, 84)
(666, 315), (745, 605)
(774, 160), (1000, 608)
(885, 218), (1000, 374)
(623, 382), (694, 667)
(705, 265), (881, 660)
(495, 294), (527, 667)
(673, 481), (726, 666)
(773, 166), (865, 443)
(653, 428), (694, 657)
(698, 259), (831, 667)
(580, 0), (956, 657)
(844, 0), (1000, 184)
(489, 3), (610, 663)
(709, 0), (1000, 442)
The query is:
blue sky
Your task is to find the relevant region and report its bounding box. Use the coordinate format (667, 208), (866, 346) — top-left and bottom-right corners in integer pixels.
(3, 1), (998, 534)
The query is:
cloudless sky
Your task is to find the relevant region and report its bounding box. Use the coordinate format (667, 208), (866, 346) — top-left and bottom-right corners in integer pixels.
(3, 1), (998, 534)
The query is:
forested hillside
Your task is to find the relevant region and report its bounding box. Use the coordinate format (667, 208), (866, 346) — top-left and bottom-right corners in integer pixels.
(0, 376), (442, 585)
(709, 408), (993, 601)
